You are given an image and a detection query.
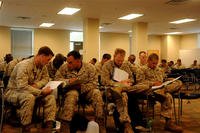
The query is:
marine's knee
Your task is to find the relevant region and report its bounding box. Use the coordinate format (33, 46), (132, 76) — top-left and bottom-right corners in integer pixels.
(45, 95), (56, 104)
(20, 94), (36, 107)
(24, 94), (35, 103)
(92, 89), (101, 96)
(65, 90), (79, 101)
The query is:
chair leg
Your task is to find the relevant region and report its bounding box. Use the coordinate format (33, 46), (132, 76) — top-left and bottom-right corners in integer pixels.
(172, 96), (177, 124)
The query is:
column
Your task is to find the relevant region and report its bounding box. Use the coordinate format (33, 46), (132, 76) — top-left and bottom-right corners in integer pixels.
(131, 22), (148, 60)
(83, 18), (100, 62)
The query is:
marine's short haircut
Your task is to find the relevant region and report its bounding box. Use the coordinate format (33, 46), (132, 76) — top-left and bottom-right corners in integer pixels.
(148, 53), (159, 61)
(161, 59), (167, 63)
(139, 51), (146, 56)
(37, 46), (54, 56)
(114, 48), (126, 56)
(102, 53), (111, 60)
(92, 58), (97, 63)
(67, 50), (81, 59)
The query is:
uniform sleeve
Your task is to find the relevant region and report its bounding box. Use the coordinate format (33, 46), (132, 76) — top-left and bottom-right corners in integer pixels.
(34, 66), (49, 89)
(135, 67), (145, 83)
(54, 64), (70, 83)
(101, 62), (115, 86)
(137, 67), (154, 86)
(16, 66), (41, 96)
(81, 65), (97, 91)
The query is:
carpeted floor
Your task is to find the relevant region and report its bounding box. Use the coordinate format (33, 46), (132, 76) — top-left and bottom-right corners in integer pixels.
(2, 98), (200, 133)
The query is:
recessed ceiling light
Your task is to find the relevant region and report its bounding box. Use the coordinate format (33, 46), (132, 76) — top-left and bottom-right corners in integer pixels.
(118, 14), (143, 20)
(57, 7), (80, 15)
(165, 32), (182, 35)
(40, 23), (55, 27)
(170, 18), (196, 24)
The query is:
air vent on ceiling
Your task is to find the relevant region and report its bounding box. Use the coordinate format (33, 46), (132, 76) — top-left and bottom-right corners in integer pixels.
(101, 22), (112, 26)
(169, 27), (178, 30)
(16, 16), (31, 20)
(165, 0), (188, 5)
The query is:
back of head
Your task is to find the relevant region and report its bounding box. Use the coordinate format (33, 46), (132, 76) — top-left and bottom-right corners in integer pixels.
(102, 53), (111, 60)
(53, 53), (66, 69)
(92, 58), (97, 63)
(4, 54), (13, 64)
(161, 59), (167, 64)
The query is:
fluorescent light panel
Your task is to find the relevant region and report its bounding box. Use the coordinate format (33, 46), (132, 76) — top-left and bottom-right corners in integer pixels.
(165, 32), (182, 35)
(0, 1), (3, 8)
(99, 26), (104, 29)
(40, 23), (55, 27)
(170, 18), (196, 24)
(118, 14), (143, 20)
(57, 7), (80, 15)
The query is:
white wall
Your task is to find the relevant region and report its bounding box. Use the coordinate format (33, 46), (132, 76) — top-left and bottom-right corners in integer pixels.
(179, 49), (200, 67)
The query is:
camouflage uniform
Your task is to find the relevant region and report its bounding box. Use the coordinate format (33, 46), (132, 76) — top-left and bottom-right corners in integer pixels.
(55, 62), (104, 121)
(4, 57), (56, 126)
(95, 62), (103, 75)
(173, 64), (185, 69)
(46, 61), (57, 80)
(139, 66), (182, 118)
(4, 58), (22, 77)
(101, 60), (136, 123)
(0, 61), (7, 72)
(190, 64), (199, 69)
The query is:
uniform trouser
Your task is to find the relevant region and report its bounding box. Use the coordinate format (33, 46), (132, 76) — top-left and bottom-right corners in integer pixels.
(111, 84), (150, 124)
(165, 79), (183, 93)
(60, 89), (104, 121)
(126, 84), (150, 127)
(127, 82), (177, 125)
(5, 91), (56, 125)
(152, 89), (173, 118)
(112, 91), (131, 123)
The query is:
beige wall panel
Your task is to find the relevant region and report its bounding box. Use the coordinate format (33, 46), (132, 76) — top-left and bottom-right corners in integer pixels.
(167, 35), (180, 61)
(148, 35), (161, 58)
(180, 34), (198, 49)
(100, 32), (129, 60)
(34, 29), (69, 56)
(0, 26), (11, 58)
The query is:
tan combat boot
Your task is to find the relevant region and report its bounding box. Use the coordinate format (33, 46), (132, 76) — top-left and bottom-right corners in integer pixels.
(165, 120), (183, 133)
(60, 120), (70, 133)
(124, 122), (134, 133)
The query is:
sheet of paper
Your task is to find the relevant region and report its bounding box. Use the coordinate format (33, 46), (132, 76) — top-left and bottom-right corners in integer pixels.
(151, 76), (182, 91)
(113, 67), (129, 82)
(43, 81), (63, 90)
(43, 81), (63, 99)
